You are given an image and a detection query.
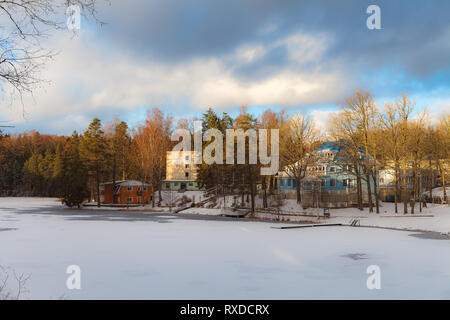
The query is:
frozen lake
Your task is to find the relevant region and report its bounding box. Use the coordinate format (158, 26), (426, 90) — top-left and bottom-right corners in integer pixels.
(1, 198), (450, 299)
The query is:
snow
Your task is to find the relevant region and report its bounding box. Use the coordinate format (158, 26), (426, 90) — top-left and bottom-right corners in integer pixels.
(181, 207), (222, 216)
(422, 187), (449, 202)
(1, 197), (450, 299)
(266, 200), (450, 233)
(165, 194), (450, 234)
(100, 180), (150, 186)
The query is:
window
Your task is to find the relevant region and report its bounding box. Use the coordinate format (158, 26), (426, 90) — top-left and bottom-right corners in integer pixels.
(343, 179), (347, 187)
(185, 172), (189, 177)
(188, 182), (193, 186)
(127, 186), (132, 191)
(165, 183), (170, 188)
(185, 164), (189, 169)
(127, 197), (133, 202)
(330, 179), (336, 187)
(143, 187), (147, 191)
(321, 180), (326, 187)
(174, 182), (179, 186)
(185, 155), (189, 161)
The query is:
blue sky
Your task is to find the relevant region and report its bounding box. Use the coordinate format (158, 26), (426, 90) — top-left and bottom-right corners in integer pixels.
(1, 0), (449, 134)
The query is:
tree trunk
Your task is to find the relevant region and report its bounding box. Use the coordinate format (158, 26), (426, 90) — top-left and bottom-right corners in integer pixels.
(269, 176), (274, 193)
(356, 174), (363, 211)
(112, 157), (116, 204)
(249, 173), (255, 213)
(394, 164), (399, 213)
(419, 172), (422, 213)
(96, 166), (101, 208)
(403, 163), (408, 214)
(158, 182), (162, 207)
(296, 176), (301, 204)
(429, 159), (433, 203)
(141, 181), (145, 205)
(442, 166), (447, 204)
(262, 176), (268, 208)
(365, 170), (373, 213)
(372, 169), (379, 214)
(152, 188), (155, 207)
(411, 161), (417, 214)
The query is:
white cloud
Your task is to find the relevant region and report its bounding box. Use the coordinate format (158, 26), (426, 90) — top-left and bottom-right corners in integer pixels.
(310, 109), (338, 134)
(0, 29), (350, 133)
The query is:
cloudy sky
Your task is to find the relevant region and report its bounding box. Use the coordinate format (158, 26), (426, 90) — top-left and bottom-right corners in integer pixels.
(1, 0), (449, 134)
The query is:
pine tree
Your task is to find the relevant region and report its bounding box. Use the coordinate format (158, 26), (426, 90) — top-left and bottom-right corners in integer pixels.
(108, 120), (131, 203)
(80, 118), (109, 207)
(197, 108), (233, 195)
(52, 143), (63, 196)
(61, 132), (89, 208)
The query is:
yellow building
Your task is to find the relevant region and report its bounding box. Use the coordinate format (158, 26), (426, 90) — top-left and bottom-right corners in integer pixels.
(163, 151), (203, 191)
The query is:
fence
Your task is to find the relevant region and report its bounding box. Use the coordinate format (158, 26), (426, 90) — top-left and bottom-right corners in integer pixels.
(300, 189), (366, 208)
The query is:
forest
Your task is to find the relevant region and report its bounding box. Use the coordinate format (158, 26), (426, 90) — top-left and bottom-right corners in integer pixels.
(0, 90), (448, 212)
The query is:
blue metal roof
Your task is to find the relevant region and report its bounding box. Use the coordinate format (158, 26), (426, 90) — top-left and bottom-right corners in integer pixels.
(315, 140), (368, 161)
(316, 141), (342, 152)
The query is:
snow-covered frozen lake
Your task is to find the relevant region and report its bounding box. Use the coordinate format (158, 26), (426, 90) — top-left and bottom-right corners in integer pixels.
(1, 198), (450, 299)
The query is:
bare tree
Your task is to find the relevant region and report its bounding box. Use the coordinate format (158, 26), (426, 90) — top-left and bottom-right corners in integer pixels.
(425, 117), (449, 204)
(341, 89), (378, 213)
(259, 109), (285, 207)
(280, 114), (320, 204)
(131, 108), (173, 207)
(380, 93), (413, 214)
(407, 112), (427, 213)
(439, 114), (450, 203)
(0, 0), (104, 104)
(0, 265), (30, 300)
(329, 111), (366, 211)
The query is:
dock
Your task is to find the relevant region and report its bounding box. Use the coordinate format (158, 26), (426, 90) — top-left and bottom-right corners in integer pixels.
(271, 223), (343, 229)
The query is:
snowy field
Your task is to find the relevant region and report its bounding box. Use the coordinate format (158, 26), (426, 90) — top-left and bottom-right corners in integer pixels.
(1, 197), (450, 299)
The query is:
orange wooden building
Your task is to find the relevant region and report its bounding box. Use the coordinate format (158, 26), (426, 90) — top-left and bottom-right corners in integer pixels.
(100, 180), (152, 205)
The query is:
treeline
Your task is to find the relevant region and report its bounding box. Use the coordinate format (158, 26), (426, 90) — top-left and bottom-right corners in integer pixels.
(194, 90), (449, 214)
(0, 131), (66, 197)
(328, 90), (449, 214)
(0, 89), (448, 211)
(196, 107), (322, 212)
(0, 110), (173, 207)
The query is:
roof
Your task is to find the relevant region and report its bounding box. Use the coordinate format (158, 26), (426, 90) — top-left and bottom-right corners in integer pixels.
(315, 140), (368, 161)
(316, 141), (342, 152)
(100, 180), (151, 187)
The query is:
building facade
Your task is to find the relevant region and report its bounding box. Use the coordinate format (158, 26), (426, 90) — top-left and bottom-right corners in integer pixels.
(100, 180), (152, 205)
(163, 151), (204, 191)
(278, 141), (377, 208)
(378, 166), (440, 202)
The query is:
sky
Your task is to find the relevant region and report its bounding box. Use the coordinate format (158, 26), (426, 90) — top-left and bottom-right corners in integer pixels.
(0, 0), (449, 135)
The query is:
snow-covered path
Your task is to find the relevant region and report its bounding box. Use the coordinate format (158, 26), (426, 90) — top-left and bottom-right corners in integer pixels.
(1, 198), (450, 299)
